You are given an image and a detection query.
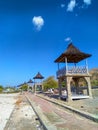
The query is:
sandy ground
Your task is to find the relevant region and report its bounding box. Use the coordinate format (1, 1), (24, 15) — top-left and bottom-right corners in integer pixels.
(4, 94), (43, 130)
(0, 93), (18, 130)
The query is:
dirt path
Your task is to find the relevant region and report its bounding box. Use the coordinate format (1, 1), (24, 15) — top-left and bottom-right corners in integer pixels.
(0, 94), (18, 130)
(4, 94), (43, 130)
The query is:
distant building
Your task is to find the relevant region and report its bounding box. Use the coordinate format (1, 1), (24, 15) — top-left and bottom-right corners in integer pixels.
(27, 79), (34, 91)
(33, 72), (44, 93)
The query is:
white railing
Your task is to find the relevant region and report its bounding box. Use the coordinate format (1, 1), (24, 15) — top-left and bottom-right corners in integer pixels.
(68, 66), (87, 74)
(57, 66), (88, 77)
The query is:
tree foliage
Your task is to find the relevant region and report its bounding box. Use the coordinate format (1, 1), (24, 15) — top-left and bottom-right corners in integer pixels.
(43, 76), (58, 91)
(20, 84), (28, 91)
(0, 85), (3, 93)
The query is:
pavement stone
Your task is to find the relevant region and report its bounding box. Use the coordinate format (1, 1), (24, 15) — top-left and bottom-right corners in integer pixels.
(37, 94), (98, 122)
(26, 92), (98, 130)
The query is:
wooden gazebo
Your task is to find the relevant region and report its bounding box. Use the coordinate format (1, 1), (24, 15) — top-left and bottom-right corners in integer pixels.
(27, 79), (34, 83)
(54, 43), (92, 101)
(33, 72), (44, 93)
(27, 79), (34, 91)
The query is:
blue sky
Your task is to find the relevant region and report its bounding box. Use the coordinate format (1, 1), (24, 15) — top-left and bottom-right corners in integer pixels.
(0, 0), (98, 87)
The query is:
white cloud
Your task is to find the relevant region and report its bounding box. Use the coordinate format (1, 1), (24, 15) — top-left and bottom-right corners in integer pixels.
(65, 37), (72, 42)
(67, 0), (76, 12)
(61, 4), (65, 8)
(83, 0), (92, 5)
(32, 16), (44, 31)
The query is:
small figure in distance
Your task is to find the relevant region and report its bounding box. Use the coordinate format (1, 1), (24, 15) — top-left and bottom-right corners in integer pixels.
(63, 89), (67, 96)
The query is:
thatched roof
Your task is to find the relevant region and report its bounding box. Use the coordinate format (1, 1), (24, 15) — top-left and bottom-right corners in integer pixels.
(54, 43), (91, 63)
(33, 72), (44, 79)
(27, 79), (33, 83)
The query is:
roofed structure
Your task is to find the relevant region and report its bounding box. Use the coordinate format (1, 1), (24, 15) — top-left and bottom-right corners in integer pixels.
(33, 72), (44, 94)
(54, 43), (92, 102)
(54, 43), (91, 63)
(33, 72), (44, 79)
(27, 79), (33, 83)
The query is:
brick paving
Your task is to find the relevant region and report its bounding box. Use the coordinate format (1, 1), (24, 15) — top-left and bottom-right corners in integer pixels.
(26, 92), (98, 130)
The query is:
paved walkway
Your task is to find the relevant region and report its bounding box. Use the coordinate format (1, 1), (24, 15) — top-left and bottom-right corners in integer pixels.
(26, 92), (98, 130)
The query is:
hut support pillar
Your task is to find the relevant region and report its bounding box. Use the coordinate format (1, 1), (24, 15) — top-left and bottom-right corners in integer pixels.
(58, 78), (62, 98)
(85, 77), (92, 98)
(65, 57), (68, 74)
(85, 59), (89, 74)
(34, 79), (36, 95)
(66, 77), (72, 101)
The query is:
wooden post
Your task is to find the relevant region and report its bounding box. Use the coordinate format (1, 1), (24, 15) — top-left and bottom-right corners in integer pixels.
(85, 59), (89, 74)
(34, 79), (36, 95)
(65, 57), (68, 74)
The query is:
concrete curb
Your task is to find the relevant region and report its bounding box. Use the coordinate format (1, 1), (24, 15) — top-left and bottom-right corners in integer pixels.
(37, 94), (98, 123)
(4, 106), (16, 130)
(25, 95), (57, 130)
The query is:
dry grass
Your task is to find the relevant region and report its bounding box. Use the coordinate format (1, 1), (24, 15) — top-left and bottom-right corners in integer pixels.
(15, 96), (22, 106)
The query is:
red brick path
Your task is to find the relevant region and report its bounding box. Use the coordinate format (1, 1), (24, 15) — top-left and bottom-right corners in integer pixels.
(26, 92), (98, 130)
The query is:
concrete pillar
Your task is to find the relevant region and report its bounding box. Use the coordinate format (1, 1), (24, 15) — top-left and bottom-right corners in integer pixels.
(58, 78), (62, 98)
(66, 77), (72, 101)
(85, 77), (92, 98)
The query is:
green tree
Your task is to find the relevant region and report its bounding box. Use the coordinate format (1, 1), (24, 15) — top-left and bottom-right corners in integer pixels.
(43, 76), (58, 91)
(0, 85), (3, 93)
(20, 84), (28, 91)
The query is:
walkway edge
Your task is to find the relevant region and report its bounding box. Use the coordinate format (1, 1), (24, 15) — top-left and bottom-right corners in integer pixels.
(25, 95), (57, 130)
(37, 94), (98, 123)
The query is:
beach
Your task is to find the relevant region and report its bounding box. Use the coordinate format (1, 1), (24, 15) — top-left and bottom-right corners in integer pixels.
(0, 93), (18, 130)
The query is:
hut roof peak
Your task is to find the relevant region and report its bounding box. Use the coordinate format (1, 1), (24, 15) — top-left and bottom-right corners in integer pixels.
(33, 72), (44, 79)
(55, 43), (92, 63)
(27, 79), (33, 83)
(64, 43), (81, 54)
